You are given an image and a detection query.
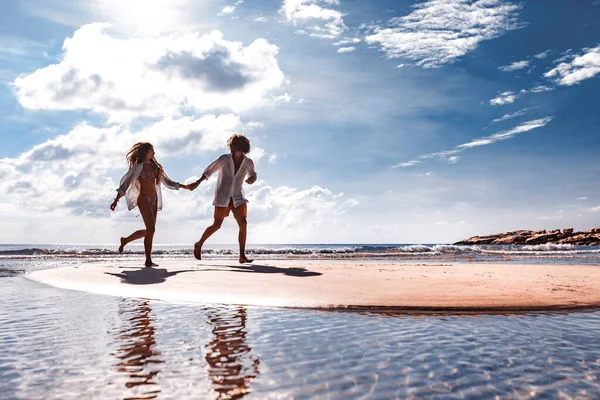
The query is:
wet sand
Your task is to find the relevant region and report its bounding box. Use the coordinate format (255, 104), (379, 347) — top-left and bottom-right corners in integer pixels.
(26, 260), (600, 311)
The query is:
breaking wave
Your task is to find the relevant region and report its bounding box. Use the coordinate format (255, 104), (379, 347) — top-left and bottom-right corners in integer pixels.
(1, 243), (599, 259)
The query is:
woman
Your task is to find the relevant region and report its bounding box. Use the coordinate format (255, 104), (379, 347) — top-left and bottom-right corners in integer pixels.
(110, 142), (191, 267)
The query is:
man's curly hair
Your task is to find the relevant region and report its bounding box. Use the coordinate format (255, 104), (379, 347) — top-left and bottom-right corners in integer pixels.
(227, 134), (251, 154)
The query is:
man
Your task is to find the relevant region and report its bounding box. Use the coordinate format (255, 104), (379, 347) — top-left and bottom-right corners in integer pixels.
(190, 134), (257, 263)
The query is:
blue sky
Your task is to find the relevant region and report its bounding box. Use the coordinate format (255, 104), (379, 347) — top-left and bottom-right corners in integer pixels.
(1, 0), (599, 244)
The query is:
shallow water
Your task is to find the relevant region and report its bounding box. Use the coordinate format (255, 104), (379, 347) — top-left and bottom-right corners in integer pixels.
(2, 270), (600, 399)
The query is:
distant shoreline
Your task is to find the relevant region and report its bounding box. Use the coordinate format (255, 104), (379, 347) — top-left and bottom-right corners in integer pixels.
(455, 228), (600, 246)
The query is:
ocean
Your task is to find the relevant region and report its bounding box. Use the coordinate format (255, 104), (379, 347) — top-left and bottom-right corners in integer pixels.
(2, 242), (600, 265)
(1, 243), (600, 399)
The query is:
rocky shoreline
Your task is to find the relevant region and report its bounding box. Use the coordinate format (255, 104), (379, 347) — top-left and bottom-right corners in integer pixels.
(455, 228), (600, 246)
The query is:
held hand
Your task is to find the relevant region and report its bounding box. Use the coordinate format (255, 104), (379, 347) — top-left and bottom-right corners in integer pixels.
(110, 199), (118, 211)
(246, 176), (256, 185)
(188, 181), (200, 191)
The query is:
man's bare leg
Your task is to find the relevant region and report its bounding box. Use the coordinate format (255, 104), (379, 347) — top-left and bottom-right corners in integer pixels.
(236, 216), (253, 264)
(194, 218), (224, 260)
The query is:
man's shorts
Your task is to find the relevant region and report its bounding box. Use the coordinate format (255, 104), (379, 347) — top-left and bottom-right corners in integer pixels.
(214, 200), (247, 219)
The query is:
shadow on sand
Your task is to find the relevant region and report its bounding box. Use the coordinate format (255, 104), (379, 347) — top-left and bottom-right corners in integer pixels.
(200, 264), (322, 277)
(105, 267), (196, 285)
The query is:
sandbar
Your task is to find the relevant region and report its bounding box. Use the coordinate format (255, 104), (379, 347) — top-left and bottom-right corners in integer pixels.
(26, 260), (600, 311)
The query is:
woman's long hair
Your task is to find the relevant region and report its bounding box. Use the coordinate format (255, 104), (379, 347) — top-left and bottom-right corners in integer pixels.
(126, 142), (163, 184)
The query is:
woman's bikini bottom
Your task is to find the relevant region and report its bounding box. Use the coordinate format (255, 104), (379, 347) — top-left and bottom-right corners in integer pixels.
(139, 193), (158, 208)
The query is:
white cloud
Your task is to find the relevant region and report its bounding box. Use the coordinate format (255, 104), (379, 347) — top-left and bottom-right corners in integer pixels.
(365, 0), (522, 68)
(272, 93), (292, 104)
(552, 49), (573, 64)
(498, 60), (529, 72)
(268, 153), (278, 163)
(491, 85), (553, 105)
(12, 24), (286, 121)
(246, 121), (264, 128)
(587, 205), (600, 212)
(392, 160), (421, 168)
(577, 197), (588, 200)
(246, 185), (357, 235)
(337, 46), (355, 54)
(248, 146), (266, 161)
(220, 5), (236, 15)
(458, 117), (552, 149)
(219, 0), (243, 16)
(281, 0), (347, 39)
(491, 84), (555, 105)
(526, 84), (553, 93)
(418, 149), (461, 162)
(345, 198), (359, 207)
(491, 107), (535, 123)
(544, 45), (600, 86)
(490, 91), (517, 105)
(534, 50), (551, 59)
(393, 118), (553, 167)
(333, 37), (361, 46)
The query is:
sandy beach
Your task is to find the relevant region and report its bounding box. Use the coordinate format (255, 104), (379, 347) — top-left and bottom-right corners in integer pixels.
(27, 260), (600, 311)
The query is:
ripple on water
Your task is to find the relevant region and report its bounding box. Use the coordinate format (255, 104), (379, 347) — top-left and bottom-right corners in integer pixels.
(1, 276), (600, 399)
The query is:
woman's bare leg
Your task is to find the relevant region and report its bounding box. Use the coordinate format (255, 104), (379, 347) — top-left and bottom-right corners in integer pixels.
(137, 196), (157, 267)
(120, 230), (147, 253)
(151, 200), (158, 265)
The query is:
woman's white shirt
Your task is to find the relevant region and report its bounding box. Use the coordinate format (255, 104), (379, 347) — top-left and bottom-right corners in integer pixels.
(116, 163), (180, 211)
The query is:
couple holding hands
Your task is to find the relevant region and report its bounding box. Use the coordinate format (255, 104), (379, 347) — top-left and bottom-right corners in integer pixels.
(110, 135), (257, 267)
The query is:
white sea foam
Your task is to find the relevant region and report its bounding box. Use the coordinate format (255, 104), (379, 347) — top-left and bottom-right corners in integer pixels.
(521, 243), (575, 251)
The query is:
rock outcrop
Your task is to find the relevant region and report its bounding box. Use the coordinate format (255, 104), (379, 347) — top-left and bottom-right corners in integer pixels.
(455, 228), (600, 246)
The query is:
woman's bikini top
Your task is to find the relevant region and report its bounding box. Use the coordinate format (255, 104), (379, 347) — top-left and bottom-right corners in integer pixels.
(139, 162), (158, 181)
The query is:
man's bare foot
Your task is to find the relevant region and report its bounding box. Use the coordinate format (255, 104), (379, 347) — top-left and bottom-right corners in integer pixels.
(194, 241), (202, 260)
(118, 237), (126, 254)
(239, 256), (253, 264)
(145, 260), (159, 268)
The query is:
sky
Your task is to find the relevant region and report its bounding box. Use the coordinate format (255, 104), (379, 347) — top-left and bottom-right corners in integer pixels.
(0, 0), (599, 245)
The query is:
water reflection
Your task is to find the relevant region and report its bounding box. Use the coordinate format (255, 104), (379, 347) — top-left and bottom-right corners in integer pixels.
(113, 300), (163, 399)
(205, 307), (260, 399)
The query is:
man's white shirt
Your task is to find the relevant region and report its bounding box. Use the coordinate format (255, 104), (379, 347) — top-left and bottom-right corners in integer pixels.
(203, 153), (257, 208)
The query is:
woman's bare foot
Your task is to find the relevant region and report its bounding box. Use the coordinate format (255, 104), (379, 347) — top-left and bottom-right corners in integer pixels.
(118, 237), (126, 254)
(239, 256), (253, 264)
(194, 241), (202, 260)
(145, 260), (158, 268)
